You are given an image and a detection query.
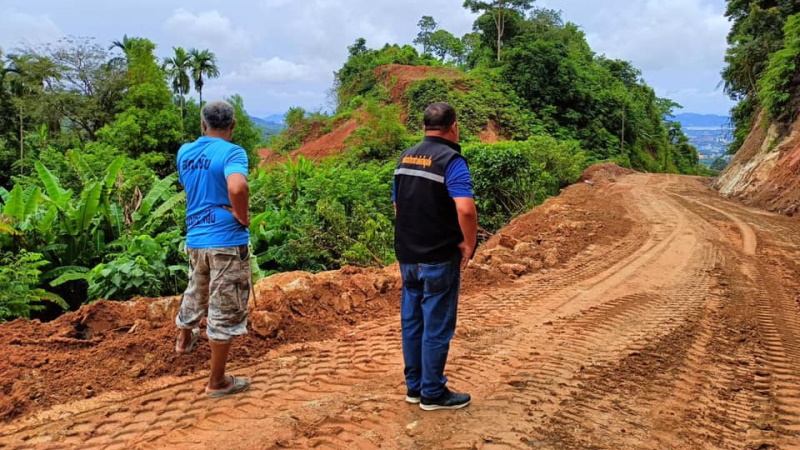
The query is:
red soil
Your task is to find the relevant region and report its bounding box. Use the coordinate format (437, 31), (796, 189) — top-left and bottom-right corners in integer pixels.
(289, 118), (360, 162)
(716, 111), (800, 216)
(479, 120), (503, 143)
(375, 64), (465, 105)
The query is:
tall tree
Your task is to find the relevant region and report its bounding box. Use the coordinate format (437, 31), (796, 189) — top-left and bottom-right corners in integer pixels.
(96, 38), (183, 163)
(31, 37), (128, 140)
(429, 30), (466, 63)
(463, 0), (535, 61)
(5, 54), (60, 168)
(413, 16), (438, 55)
(188, 48), (220, 110)
(163, 47), (192, 121)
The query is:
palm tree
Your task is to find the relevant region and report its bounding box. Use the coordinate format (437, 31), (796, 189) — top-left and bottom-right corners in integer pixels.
(188, 48), (220, 112)
(163, 47), (192, 121)
(108, 35), (137, 68)
(109, 34), (135, 53)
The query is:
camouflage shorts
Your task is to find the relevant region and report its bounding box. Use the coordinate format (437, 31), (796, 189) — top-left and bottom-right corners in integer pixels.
(175, 245), (251, 342)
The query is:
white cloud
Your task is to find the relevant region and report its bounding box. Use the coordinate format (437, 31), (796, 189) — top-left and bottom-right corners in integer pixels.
(163, 9), (253, 56)
(263, 89), (326, 99)
(262, 0), (293, 8)
(225, 57), (322, 84)
(573, 0), (730, 71)
(257, 0), (475, 65)
(0, 10), (62, 49)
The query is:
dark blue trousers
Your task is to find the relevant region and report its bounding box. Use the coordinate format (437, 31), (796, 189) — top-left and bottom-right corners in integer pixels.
(400, 257), (461, 398)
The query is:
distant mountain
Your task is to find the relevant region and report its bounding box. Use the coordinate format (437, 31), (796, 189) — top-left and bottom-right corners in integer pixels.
(673, 113), (730, 129)
(262, 114), (286, 124)
(249, 115), (284, 139)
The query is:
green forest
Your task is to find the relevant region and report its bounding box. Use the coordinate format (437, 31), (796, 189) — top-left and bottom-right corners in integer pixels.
(722, 0), (800, 151)
(0, 1), (707, 322)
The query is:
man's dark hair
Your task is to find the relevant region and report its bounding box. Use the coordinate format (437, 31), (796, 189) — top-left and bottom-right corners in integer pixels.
(423, 102), (457, 131)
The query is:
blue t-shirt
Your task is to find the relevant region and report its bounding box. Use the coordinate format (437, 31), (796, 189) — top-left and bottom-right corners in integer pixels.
(392, 157), (474, 202)
(177, 136), (249, 249)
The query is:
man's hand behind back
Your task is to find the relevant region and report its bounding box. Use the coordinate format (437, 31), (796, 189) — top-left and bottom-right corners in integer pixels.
(458, 241), (474, 270)
(454, 197), (478, 271)
(226, 173), (250, 228)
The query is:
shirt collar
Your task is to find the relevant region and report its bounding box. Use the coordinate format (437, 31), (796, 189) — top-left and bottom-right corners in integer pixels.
(197, 136), (227, 143)
(423, 136), (461, 153)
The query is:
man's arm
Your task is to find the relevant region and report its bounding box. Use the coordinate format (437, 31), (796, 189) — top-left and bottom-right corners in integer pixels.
(454, 197), (478, 269)
(445, 157), (478, 269)
(224, 147), (250, 228)
(227, 173), (250, 227)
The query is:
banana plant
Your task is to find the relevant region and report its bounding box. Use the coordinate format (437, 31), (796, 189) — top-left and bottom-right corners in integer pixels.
(7, 160), (124, 286)
(130, 172), (186, 233)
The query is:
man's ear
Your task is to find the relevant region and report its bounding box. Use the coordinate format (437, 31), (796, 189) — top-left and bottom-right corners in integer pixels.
(230, 119), (237, 133)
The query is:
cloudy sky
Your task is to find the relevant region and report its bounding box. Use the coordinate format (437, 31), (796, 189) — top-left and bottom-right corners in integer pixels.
(0, 0), (734, 118)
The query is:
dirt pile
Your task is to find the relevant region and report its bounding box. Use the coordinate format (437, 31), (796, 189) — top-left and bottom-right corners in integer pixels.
(257, 148), (283, 165)
(374, 64), (465, 105)
(0, 163), (635, 422)
(257, 116), (360, 166)
(288, 118), (359, 161)
(579, 162), (636, 184)
(715, 110), (800, 215)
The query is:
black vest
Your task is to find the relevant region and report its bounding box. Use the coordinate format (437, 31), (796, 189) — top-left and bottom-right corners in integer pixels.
(394, 136), (465, 264)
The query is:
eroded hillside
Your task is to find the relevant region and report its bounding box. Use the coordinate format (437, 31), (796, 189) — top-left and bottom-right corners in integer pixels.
(715, 111), (800, 215)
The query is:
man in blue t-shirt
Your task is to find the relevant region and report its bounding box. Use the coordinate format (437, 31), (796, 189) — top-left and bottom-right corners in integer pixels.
(393, 102), (478, 411)
(175, 100), (252, 398)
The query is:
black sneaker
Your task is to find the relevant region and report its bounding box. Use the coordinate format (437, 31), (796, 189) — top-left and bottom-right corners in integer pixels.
(420, 388), (471, 411)
(405, 389), (421, 404)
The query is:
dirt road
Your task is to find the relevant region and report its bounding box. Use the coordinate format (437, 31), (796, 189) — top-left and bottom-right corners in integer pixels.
(3, 172), (800, 449)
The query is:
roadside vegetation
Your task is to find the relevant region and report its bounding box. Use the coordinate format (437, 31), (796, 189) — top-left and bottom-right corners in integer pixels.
(721, 0), (800, 152)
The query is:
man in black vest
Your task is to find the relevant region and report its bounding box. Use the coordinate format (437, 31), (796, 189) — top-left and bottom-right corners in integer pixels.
(393, 102), (478, 410)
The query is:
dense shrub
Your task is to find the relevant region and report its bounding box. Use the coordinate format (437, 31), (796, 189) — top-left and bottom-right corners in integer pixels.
(81, 230), (187, 301)
(249, 157), (395, 272)
(464, 137), (587, 231)
(0, 251), (67, 321)
(346, 100), (412, 159)
(405, 71), (536, 142)
(758, 13), (800, 123)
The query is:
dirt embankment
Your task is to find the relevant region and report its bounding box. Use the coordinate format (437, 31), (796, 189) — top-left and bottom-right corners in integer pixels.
(715, 110), (800, 215)
(0, 164), (633, 422)
(258, 64), (504, 166)
(374, 64), (465, 106)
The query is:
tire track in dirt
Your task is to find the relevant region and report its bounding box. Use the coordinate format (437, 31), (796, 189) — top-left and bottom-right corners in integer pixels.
(0, 194), (652, 449)
(289, 175), (722, 448)
(441, 199), (718, 448)
(669, 182), (800, 449)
